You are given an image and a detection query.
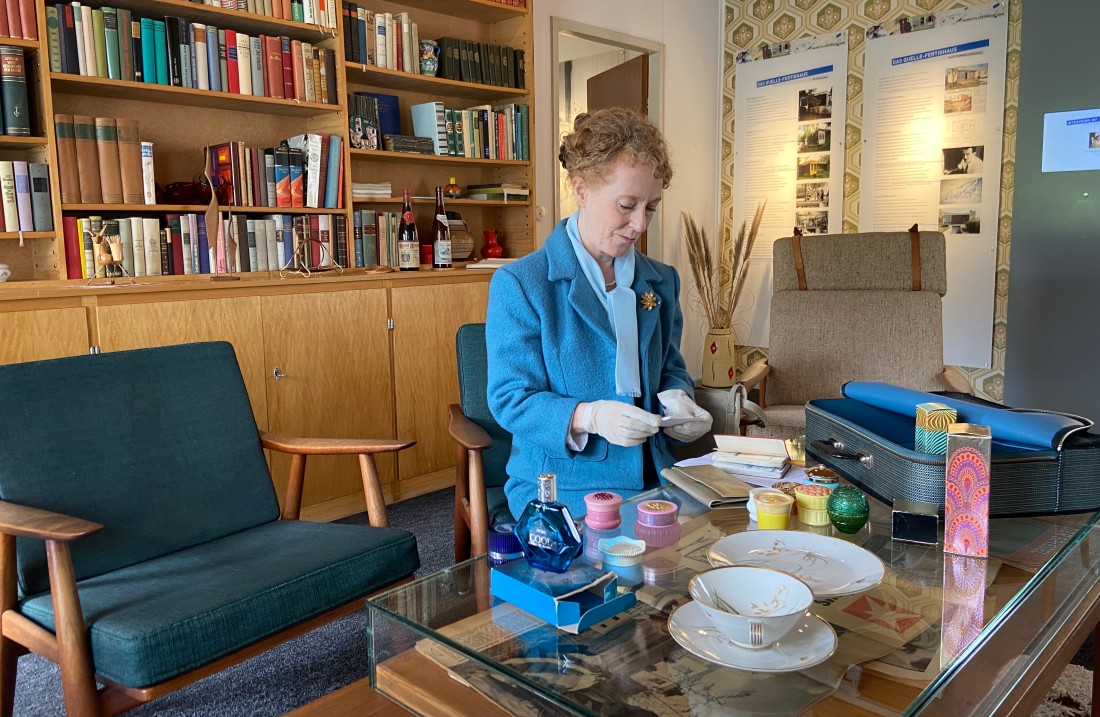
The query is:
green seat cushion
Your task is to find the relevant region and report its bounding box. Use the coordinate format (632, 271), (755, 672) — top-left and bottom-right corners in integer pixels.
(19, 521), (418, 688)
(487, 486), (513, 524)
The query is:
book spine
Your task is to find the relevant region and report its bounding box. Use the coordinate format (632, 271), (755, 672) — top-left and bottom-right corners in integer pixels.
(196, 213), (210, 273)
(102, 7), (120, 79)
(61, 5), (80, 74)
(288, 147), (303, 208)
(140, 140), (155, 204)
(249, 35), (263, 97)
(53, 114), (80, 203)
(324, 135), (341, 209)
(152, 18), (167, 83)
(117, 8), (133, 82)
(130, 19), (142, 81)
(179, 16), (193, 89)
(73, 114), (102, 203)
(95, 117), (123, 204)
(115, 117), (143, 204)
(274, 145), (289, 207)
(163, 16), (181, 86)
(235, 30), (251, 95)
(12, 160), (31, 230)
(0, 160), (16, 230)
(301, 42), (314, 102)
(218, 29), (227, 93)
(46, 6), (61, 72)
(167, 213), (184, 274)
(290, 39), (303, 100)
(129, 216), (145, 276)
(159, 226), (171, 275)
(280, 36), (293, 101)
(116, 214), (133, 276)
(206, 25), (219, 92)
(192, 23), (208, 90)
(0, 46), (29, 136)
(15, 0), (32, 39)
(63, 216), (81, 278)
(90, 8), (106, 77)
(75, 5), (90, 76)
(29, 163), (52, 231)
(225, 28), (239, 93)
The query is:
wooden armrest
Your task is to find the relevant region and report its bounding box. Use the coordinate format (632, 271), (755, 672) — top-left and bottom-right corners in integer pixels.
(260, 433), (414, 455)
(738, 359), (770, 391)
(448, 405), (492, 451)
(938, 366), (974, 394)
(0, 500), (102, 542)
(260, 433), (412, 526)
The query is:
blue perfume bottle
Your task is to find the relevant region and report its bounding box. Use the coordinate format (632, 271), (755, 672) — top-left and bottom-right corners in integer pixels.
(514, 473), (583, 573)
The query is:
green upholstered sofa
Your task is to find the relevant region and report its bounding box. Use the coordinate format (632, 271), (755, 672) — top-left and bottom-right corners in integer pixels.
(0, 342), (419, 716)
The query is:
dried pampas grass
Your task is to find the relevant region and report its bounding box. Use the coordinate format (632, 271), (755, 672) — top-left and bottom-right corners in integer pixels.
(682, 200), (766, 330)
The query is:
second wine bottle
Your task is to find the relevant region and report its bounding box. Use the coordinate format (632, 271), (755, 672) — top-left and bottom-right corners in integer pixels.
(432, 186), (453, 270)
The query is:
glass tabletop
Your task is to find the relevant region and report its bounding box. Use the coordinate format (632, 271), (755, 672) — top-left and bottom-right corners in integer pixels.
(367, 484), (1100, 717)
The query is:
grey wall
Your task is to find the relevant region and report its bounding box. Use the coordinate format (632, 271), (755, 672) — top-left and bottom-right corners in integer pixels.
(1004, 1), (1100, 418)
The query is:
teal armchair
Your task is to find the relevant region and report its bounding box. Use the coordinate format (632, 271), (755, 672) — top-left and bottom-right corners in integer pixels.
(449, 323), (515, 563)
(0, 342), (419, 716)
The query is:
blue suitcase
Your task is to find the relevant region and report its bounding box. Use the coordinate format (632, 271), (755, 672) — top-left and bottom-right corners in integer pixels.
(804, 382), (1100, 516)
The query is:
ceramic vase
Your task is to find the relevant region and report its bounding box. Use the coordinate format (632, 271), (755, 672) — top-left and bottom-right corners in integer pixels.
(701, 328), (736, 388)
(482, 230), (504, 259)
(419, 40), (440, 77)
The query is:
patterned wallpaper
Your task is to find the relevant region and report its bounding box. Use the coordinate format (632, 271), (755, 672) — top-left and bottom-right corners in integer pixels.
(721, 0), (1022, 402)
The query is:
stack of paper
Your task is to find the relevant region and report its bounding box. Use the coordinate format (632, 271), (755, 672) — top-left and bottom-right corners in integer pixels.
(710, 434), (790, 479)
(351, 181), (392, 198)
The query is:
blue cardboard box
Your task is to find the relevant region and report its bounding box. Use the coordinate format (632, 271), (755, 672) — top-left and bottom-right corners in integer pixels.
(490, 560), (636, 634)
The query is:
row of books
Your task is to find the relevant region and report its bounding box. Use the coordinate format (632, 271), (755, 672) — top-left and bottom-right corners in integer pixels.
(0, 161), (52, 232)
(54, 114), (153, 206)
(483, 0), (526, 6)
(191, 0), (338, 29)
(0, 0), (36, 40)
(340, 4), (418, 74)
(63, 212), (350, 279)
(410, 101), (530, 161)
(435, 37), (525, 90)
(45, 5), (340, 105)
(0, 46), (30, 136)
(208, 133), (344, 210)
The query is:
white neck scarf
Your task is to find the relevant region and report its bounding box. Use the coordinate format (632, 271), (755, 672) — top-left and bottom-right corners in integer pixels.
(566, 212), (641, 398)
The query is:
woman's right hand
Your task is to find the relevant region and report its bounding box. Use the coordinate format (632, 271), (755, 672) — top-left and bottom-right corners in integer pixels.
(580, 401), (661, 447)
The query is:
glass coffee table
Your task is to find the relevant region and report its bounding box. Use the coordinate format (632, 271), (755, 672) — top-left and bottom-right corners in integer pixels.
(367, 484), (1100, 716)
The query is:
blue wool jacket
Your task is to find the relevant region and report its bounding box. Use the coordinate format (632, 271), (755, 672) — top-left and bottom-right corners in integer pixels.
(486, 218), (694, 519)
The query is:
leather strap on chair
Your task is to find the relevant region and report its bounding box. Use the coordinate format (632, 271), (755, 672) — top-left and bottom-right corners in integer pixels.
(909, 224), (921, 291)
(791, 228), (807, 290)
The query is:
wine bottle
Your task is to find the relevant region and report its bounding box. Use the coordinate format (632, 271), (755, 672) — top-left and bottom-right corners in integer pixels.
(432, 186), (453, 269)
(397, 188), (420, 271)
(513, 473), (583, 573)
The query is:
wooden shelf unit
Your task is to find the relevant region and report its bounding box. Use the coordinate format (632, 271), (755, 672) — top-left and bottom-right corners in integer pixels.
(0, 0), (535, 516)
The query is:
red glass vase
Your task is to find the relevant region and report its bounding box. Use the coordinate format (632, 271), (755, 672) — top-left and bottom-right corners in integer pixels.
(482, 230), (503, 259)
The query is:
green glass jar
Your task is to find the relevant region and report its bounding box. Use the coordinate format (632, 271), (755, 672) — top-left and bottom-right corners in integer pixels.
(827, 485), (869, 534)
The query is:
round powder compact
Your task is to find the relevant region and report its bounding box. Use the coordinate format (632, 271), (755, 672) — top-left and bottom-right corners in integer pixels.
(597, 536), (646, 567)
(636, 499), (679, 527)
(584, 491), (623, 530)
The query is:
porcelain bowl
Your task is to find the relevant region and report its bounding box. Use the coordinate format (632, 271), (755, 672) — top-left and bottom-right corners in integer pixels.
(688, 566), (813, 649)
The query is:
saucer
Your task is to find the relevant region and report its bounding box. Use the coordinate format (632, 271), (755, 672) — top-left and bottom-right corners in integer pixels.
(667, 601), (837, 673)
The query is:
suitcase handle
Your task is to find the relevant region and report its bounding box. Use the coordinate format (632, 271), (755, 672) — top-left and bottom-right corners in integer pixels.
(810, 439), (874, 469)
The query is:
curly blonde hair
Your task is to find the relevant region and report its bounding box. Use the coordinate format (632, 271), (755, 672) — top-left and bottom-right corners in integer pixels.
(558, 107), (673, 189)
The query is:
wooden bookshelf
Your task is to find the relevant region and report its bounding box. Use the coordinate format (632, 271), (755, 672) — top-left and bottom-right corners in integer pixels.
(0, 0), (535, 515)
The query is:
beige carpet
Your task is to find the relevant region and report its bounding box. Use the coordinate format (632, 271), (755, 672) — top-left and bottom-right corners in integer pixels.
(1036, 664), (1092, 717)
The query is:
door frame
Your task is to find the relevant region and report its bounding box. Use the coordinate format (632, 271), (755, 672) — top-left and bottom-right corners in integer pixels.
(551, 17), (665, 254)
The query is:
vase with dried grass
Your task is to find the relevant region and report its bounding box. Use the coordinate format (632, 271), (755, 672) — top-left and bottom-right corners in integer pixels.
(683, 201), (766, 388)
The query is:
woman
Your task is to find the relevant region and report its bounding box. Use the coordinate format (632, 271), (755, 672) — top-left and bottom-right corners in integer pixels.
(486, 107), (712, 519)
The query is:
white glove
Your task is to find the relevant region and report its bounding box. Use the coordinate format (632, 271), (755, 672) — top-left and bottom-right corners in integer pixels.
(584, 400), (661, 447)
(658, 389), (714, 442)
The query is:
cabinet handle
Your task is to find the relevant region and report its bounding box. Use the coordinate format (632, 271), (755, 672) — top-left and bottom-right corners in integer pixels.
(273, 367), (285, 382)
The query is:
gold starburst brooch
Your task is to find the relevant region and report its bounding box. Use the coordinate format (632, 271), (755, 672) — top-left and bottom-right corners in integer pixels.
(640, 292), (660, 311)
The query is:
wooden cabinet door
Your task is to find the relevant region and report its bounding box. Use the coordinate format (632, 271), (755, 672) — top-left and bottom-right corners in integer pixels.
(391, 281), (489, 495)
(94, 296), (268, 427)
(0, 306), (90, 364)
(261, 288), (394, 512)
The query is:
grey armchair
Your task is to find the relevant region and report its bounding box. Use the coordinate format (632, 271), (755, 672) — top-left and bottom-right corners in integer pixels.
(740, 228), (971, 440)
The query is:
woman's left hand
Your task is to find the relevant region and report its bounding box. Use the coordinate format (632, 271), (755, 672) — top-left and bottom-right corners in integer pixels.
(657, 389), (713, 442)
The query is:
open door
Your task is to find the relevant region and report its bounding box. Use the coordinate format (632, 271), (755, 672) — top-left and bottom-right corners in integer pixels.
(587, 55), (650, 253)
